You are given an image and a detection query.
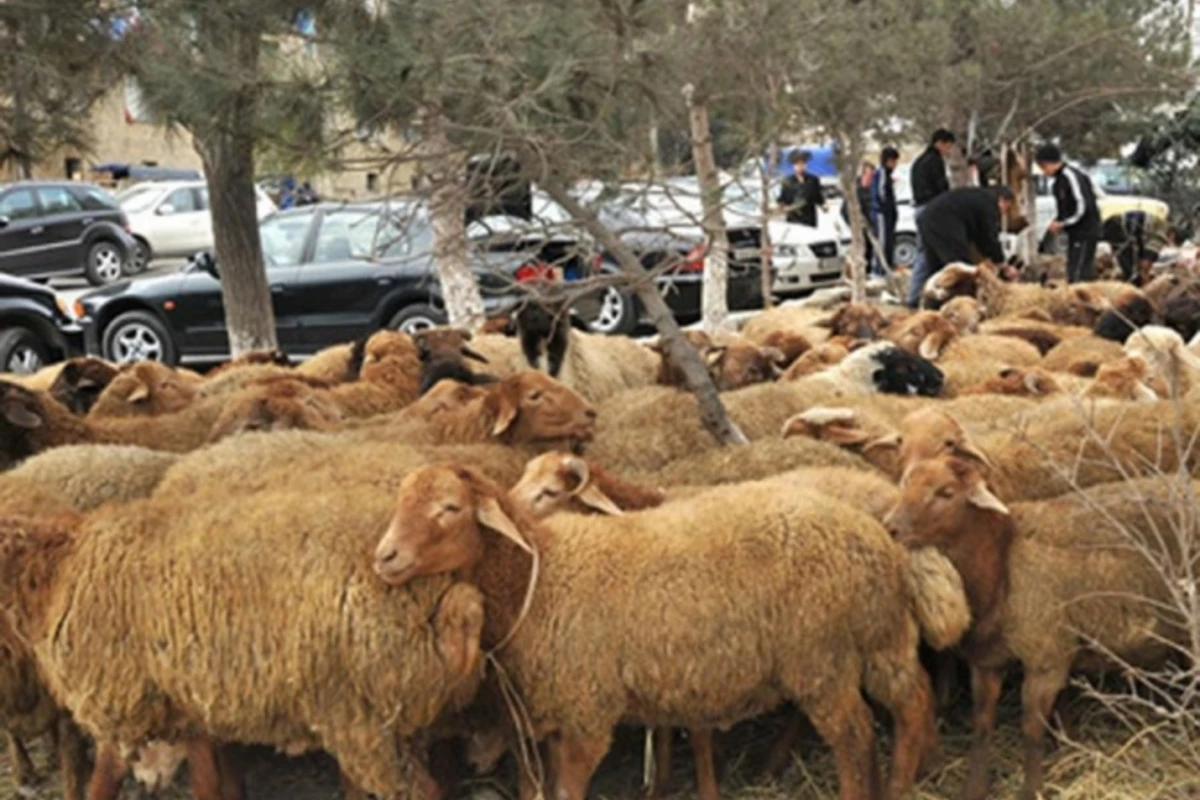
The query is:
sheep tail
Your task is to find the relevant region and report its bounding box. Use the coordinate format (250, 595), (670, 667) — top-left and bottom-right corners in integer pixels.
(903, 547), (971, 651)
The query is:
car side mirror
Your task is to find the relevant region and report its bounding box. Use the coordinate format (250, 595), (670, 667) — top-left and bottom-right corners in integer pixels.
(0, 216), (9, 229)
(192, 250), (219, 278)
(157, 203), (176, 216)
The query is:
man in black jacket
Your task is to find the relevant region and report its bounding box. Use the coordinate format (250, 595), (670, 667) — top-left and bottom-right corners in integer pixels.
(776, 150), (825, 227)
(906, 129), (956, 306)
(869, 146), (900, 275)
(1035, 144), (1101, 283)
(914, 186), (1015, 301)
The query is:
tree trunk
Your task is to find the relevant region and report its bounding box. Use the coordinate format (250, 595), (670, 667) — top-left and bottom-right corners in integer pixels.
(192, 25), (277, 356)
(686, 90), (732, 334)
(1019, 142), (1040, 266)
(420, 111), (485, 330)
(837, 134), (869, 304)
(542, 180), (748, 447)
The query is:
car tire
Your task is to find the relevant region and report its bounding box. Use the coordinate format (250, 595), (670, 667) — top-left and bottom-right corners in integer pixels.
(102, 310), (178, 365)
(0, 327), (50, 375)
(387, 304), (448, 335)
(85, 239), (127, 286)
(893, 234), (919, 269)
(586, 286), (639, 336)
(127, 238), (152, 276)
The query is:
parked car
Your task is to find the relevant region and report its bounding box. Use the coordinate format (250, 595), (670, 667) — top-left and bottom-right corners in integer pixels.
(118, 180), (277, 272)
(577, 182), (765, 334)
(0, 181), (135, 286)
(75, 202), (581, 365)
(0, 273), (83, 374)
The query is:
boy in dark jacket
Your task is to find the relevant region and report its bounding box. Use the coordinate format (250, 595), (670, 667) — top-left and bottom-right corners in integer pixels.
(1035, 143), (1101, 283)
(776, 150), (825, 227)
(914, 186), (1015, 302)
(869, 146), (900, 275)
(906, 129), (956, 306)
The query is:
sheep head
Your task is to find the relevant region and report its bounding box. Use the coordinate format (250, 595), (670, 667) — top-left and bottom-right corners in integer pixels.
(863, 345), (944, 397)
(962, 367), (1062, 398)
(939, 297), (982, 335)
(884, 456), (1010, 551)
(815, 303), (887, 340)
(413, 327), (489, 365)
(509, 453), (625, 519)
(404, 379), (493, 421)
(88, 361), (198, 418)
(886, 312), (959, 361)
(706, 340), (787, 390)
(781, 342), (849, 380)
(484, 371), (597, 451)
(1056, 286), (1110, 328)
(782, 407), (883, 448)
(375, 464), (533, 587)
(206, 380), (344, 442)
(48, 357), (119, 415)
(757, 330), (812, 366)
(360, 330), (421, 377)
(887, 407), (993, 474)
(0, 382), (48, 470)
(1084, 356), (1168, 403)
(921, 263), (979, 308)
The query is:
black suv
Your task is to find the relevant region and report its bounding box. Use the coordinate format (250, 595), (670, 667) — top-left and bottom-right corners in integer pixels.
(0, 181), (136, 286)
(0, 273), (83, 374)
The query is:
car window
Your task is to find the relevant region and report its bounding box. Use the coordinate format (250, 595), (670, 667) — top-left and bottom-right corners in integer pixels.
(260, 214), (311, 266)
(75, 186), (121, 212)
(197, 187), (210, 210)
(118, 185), (162, 213)
(0, 189), (40, 221)
(162, 188), (199, 214)
(37, 186), (83, 215)
(311, 210), (419, 264)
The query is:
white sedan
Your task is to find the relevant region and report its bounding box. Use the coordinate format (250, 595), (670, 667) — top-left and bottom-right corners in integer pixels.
(118, 180), (277, 271)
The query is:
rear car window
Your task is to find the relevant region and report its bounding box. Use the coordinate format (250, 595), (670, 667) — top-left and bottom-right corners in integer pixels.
(0, 189), (40, 221)
(70, 185), (120, 211)
(37, 186), (84, 215)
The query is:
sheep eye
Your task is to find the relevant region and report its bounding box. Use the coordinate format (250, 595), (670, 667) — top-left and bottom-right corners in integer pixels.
(537, 488), (560, 500)
(528, 391), (543, 402)
(442, 504), (462, 515)
(936, 487), (954, 499)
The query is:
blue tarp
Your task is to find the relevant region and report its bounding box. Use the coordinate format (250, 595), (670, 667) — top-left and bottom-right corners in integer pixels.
(763, 144), (839, 179)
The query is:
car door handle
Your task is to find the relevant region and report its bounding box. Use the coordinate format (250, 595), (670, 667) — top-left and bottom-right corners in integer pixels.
(271, 284), (286, 294)
(29, 226), (43, 235)
(81, 217), (94, 226)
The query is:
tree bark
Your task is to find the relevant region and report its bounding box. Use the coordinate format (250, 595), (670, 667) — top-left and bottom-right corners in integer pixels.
(420, 111), (486, 330)
(542, 180), (748, 447)
(837, 134), (869, 304)
(686, 89), (732, 334)
(1019, 142), (1040, 265)
(192, 23), (277, 356)
(757, 155), (774, 311)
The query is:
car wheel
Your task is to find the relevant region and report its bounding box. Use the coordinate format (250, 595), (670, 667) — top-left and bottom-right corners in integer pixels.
(893, 234), (919, 269)
(0, 328), (49, 375)
(102, 310), (178, 365)
(586, 286), (638, 335)
(387, 304), (448, 335)
(126, 238), (152, 276)
(85, 240), (127, 286)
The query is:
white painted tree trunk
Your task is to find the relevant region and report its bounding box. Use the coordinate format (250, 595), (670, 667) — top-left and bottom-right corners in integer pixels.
(1019, 143), (1040, 263)
(686, 91), (732, 334)
(421, 112), (486, 330)
(838, 135), (869, 304)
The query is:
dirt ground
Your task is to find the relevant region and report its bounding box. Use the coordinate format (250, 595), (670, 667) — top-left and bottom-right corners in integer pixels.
(3, 690), (1197, 800)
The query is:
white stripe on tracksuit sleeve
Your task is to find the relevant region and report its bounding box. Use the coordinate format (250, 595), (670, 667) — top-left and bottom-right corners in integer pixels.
(1061, 168), (1086, 227)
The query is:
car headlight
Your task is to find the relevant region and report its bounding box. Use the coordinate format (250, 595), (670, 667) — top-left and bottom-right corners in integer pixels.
(775, 244), (800, 258)
(56, 295), (75, 320)
(73, 299), (87, 320)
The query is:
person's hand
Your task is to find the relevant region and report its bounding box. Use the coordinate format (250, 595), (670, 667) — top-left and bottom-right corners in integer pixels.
(1047, 220), (1063, 235)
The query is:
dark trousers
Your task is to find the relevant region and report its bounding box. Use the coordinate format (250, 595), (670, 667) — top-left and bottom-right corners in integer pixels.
(870, 213), (896, 276)
(1066, 234), (1098, 283)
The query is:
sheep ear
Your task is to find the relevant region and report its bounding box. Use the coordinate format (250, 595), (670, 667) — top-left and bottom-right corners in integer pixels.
(862, 431), (901, 454)
(577, 483), (624, 516)
(966, 481), (1009, 516)
(1, 396), (42, 429)
(1132, 381), (1161, 403)
(489, 388), (520, 436)
(461, 346), (489, 364)
(476, 496), (533, 554)
(760, 346), (787, 366)
(704, 346), (727, 369)
(952, 437), (994, 471)
(918, 333), (943, 361)
(823, 421), (872, 446)
(1023, 371), (1046, 396)
(559, 456), (590, 494)
(127, 381), (151, 403)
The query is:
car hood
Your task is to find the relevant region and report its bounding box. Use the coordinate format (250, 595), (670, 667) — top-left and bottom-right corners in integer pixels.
(78, 271), (186, 306)
(0, 272), (59, 302)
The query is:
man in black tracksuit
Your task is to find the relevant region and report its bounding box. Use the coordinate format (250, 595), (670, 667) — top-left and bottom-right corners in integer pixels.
(1035, 144), (1101, 283)
(916, 186), (1015, 281)
(777, 150), (825, 227)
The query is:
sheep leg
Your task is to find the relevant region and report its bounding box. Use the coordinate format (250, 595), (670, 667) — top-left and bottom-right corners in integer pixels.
(186, 738), (227, 800)
(646, 726), (672, 798)
(933, 651), (960, 711)
(548, 730), (611, 800)
(216, 745), (244, 800)
(1018, 668), (1067, 800)
(57, 718), (90, 800)
(760, 709), (803, 778)
(688, 728), (719, 800)
(86, 742), (127, 800)
(963, 665), (1003, 800)
(803, 683), (881, 800)
(882, 670), (936, 800)
(7, 732), (35, 789)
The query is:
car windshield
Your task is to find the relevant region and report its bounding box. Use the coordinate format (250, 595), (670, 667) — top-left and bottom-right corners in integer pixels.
(261, 213), (313, 266)
(119, 185), (165, 213)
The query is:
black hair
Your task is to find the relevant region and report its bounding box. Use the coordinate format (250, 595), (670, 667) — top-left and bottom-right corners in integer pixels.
(788, 150), (811, 165)
(993, 185), (1016, 202)
(931, 129), (956, 145)
(881, 146), (900, 163)
(1034, 143), (1063, 164)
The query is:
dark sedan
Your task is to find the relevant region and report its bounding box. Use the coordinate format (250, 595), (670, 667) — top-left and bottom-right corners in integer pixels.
(0, 274), (83, 374)
(76, 203), (569, 365)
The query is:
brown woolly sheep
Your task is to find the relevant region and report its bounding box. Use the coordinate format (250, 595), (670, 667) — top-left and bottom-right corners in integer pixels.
(48, 357), (120, 415)
(413, 327), (496, 394)
(0, 445), (178, 513)
(1040, 332), (1126, 373)
(923, 263), (1114, 326)
(655, 331), (786, 391)
(375, 464), (961, 800)
(781, 341), (850, 380)
(86, 360), (201, 418)
(1124, 324), (1200, 398)
(295, 343), (356, 383)
(885, 457), (1191, 800)
(203, 349), (291, 378)
(0, 490), (487, 799)
(960, 367), (1066, 398)
(1081, 356), (1169, 403)
(757, 329), (813, 366)
(939, 296), (982, 335)
(205, 378), (347, 442)
(316, 329), (423, 417)
(196, 363), (307, 398)
(738, 303), (835, 345)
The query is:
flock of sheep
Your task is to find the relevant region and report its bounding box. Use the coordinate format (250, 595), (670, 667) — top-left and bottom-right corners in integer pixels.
(0, 257), (1198, 800)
